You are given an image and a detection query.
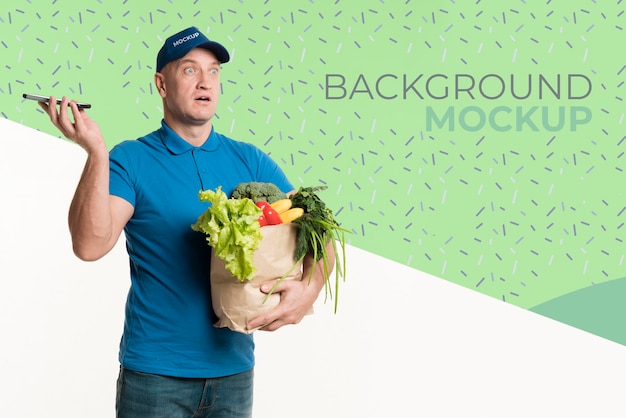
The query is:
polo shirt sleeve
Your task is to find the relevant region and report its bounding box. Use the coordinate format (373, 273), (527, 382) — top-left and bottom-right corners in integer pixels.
(109, 142), (136, 207)
(253, 146), (294, 193)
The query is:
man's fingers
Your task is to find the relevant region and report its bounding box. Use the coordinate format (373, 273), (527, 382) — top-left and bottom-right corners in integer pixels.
(55, 96), (83, 138)
(44, 96), (58, 122)
(37, 101), (49, 112)
(57, 97), (72, 127)
(45, 96), (62, 127)
(248, 309), (281, 331)
(248, 314), (270, 330)
(253, 318), (281, 333)
(70, 101), (85, 131)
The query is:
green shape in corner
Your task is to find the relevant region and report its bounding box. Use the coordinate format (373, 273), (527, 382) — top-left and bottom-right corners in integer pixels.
(529, 277), (626, 347)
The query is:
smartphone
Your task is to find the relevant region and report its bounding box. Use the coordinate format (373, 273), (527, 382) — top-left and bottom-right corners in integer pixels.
(22, 93), (92, 109)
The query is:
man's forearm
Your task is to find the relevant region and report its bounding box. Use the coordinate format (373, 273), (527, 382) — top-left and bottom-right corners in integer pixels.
(68, 149), (114, 261)
(302, 240), (336, 294)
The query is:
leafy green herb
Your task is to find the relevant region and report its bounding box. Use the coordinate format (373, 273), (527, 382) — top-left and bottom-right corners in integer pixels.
(191, 187), (263, 282)
(289, 185), (350, 312)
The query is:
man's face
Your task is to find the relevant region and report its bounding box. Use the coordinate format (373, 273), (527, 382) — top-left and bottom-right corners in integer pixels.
(156, 48), (221, 127)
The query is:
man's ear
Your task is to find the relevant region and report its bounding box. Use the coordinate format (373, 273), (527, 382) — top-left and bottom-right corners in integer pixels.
(154, 72), (166, 98)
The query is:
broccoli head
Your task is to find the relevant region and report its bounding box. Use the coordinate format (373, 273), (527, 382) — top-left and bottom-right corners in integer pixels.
(230, 182), (287, 204)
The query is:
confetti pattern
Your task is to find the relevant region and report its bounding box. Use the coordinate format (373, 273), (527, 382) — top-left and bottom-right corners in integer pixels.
(1, 2), (625, 339)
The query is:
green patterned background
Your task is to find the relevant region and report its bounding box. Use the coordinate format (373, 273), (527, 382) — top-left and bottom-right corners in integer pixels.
(2, 1), (625, 343)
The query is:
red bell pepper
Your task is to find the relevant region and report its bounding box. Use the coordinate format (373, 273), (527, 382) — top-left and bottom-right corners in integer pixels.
(255, 201), (283, 226)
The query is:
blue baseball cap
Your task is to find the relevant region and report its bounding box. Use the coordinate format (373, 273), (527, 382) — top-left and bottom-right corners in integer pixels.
(156, 26), (230, 72)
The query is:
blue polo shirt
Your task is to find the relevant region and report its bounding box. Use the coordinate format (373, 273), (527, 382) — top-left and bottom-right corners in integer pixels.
(109, 120), (292, 378)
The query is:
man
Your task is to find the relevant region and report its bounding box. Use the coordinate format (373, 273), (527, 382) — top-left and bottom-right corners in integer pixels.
(39, 26), (330, 418)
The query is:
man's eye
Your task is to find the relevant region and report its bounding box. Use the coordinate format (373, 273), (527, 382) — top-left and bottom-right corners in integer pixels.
(210, 68), (219, 75)
(184, 67), (196, 74)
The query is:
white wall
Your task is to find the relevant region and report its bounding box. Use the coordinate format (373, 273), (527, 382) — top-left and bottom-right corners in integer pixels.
(2, 117), (626, 417)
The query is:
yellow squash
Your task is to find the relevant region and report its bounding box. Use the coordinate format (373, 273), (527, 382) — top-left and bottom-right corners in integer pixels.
(279, 207), (304, 223)
(270, 198), (292, 213)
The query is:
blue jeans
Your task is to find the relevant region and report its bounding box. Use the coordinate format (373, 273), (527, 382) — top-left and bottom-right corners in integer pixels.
(116, 367), (254, 418)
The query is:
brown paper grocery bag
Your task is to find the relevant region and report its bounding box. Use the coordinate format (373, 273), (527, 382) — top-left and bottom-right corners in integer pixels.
(210, 223), (311, 334)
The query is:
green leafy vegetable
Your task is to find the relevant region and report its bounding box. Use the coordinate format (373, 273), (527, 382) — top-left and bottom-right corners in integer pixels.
(288, 185), (350, 312)
(230, 181), (287, 204)
(191, 187), (263, 282)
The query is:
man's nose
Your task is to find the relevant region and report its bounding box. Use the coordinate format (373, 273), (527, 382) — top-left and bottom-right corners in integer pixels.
(198, 72), (212, 89)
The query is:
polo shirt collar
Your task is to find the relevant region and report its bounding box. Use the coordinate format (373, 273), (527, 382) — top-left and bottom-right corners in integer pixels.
(159, 120), (220, 154)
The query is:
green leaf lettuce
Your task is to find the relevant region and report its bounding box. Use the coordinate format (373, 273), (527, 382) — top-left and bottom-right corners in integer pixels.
(191, 187), (263, 282)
